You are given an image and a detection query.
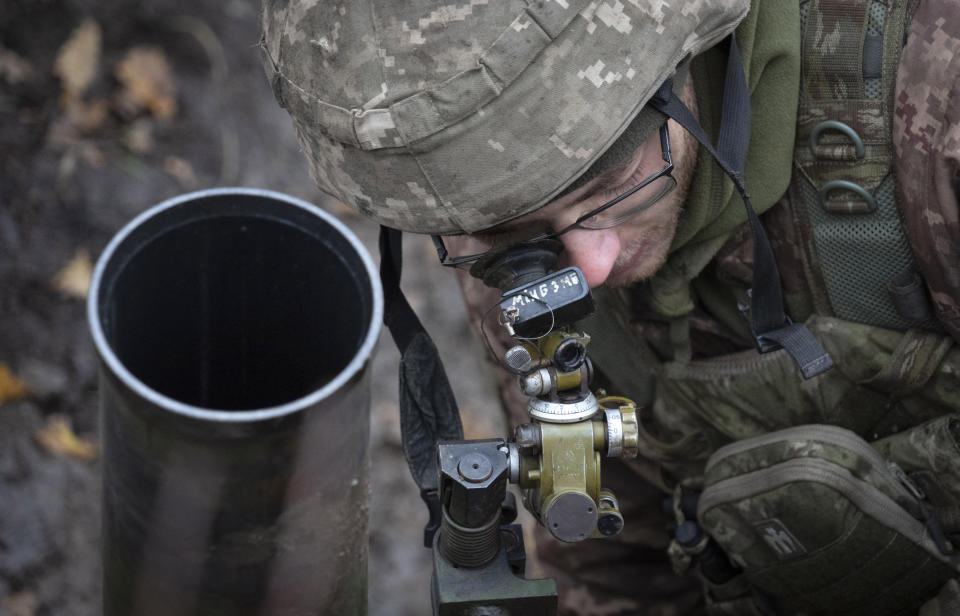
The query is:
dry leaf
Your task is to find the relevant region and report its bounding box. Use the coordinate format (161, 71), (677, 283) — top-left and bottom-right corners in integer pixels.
(0, 363), (30, 403)
(164, 155), (198, 188)
(115, 46), (177, 119)
(34, 414), (99, 462)
(1, 590), (38, 616)
(0, 47), (32, 84)
(52, 248), (93, 299)
(53, 19), (101, 103)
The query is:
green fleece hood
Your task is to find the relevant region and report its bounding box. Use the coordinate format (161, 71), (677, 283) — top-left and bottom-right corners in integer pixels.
(647, 1), (802, 318)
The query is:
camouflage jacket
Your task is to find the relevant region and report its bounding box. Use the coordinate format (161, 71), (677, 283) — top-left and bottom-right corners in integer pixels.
(456, 2), (960, 614)
(588, 1), (960, 614)
(615, 0), (960, 526)
(894, 1), (960, 341)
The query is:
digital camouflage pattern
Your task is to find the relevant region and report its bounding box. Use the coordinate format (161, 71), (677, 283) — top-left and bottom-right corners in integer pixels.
(894, 0), (960, 343)
(261, 0), (748, 234)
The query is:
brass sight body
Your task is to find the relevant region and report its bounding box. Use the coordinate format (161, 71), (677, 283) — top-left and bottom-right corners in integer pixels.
(500, 300), (639, 543)
(510, 397), (639, 542)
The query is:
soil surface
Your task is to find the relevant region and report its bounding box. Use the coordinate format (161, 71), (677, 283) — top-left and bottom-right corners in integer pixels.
(0, 2), (509, 614)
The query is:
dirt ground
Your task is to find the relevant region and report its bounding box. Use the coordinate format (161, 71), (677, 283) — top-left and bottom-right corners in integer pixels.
(0, 2), (511, 614)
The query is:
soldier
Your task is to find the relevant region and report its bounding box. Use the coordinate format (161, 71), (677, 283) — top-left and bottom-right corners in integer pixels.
(262, 1), (960, 614)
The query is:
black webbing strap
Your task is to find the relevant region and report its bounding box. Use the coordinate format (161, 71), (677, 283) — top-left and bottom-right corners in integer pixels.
(380, 225), (417, 351)
(648, 37), (833, 379)
(379, 226), (464, 546)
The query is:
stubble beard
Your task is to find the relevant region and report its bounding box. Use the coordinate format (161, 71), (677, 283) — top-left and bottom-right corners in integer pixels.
(605, 113), (698, 288)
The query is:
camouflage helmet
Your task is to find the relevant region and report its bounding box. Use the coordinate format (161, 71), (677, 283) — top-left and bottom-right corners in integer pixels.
(261, 0), (749, 234)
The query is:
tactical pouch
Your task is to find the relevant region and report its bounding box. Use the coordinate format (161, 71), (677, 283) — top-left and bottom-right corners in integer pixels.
(697, 424), (957, 616)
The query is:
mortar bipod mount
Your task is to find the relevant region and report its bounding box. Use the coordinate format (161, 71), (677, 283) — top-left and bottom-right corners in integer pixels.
(429, 392), (639, 614)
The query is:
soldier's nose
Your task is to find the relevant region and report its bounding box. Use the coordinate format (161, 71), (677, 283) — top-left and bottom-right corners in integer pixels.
(558, 228), (621, 288)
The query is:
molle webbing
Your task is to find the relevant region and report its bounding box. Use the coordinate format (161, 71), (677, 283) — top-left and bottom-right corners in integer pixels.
(789, 0), (939, 331)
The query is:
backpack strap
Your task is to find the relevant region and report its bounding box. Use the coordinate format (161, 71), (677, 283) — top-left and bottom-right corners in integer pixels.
(787, 0), (941, 332)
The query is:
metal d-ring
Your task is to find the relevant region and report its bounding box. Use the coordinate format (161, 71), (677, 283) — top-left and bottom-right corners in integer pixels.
(810, 120), (865, 159)
(819, 180), (877, 214)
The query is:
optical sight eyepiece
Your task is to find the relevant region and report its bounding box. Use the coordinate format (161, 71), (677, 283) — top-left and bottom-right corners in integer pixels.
(471, 239), (562, 292)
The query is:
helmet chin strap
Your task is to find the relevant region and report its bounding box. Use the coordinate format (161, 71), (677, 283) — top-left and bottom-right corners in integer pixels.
(647, 35), (833, 380)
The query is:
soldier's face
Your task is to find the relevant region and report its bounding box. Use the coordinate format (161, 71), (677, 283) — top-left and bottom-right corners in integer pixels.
(451, 111), (698, 289)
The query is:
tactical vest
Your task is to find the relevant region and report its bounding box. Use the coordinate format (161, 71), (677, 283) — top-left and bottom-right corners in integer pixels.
(592, 1), (960, 614)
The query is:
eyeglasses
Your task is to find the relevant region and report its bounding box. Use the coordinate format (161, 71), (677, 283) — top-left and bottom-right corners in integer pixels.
(433, 122), (676, 269)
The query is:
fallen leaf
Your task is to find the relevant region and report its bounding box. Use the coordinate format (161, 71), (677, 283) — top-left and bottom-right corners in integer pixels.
(115, 46), (177, 119)
(164, 155), (198, 188)
(1, 590), (37, 616)
(53, 19), (101, 104)
(34, 414), (99, 462)
(52, 248), (93, 299)
(0, 363), (31, 403)
(0, 47), (32, 84)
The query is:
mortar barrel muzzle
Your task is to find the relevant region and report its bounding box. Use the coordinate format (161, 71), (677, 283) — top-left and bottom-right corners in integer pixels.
(88, 188), (382, 616)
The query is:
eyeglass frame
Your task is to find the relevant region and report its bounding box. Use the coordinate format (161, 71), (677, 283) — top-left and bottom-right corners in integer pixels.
(432, 121), (675, 268)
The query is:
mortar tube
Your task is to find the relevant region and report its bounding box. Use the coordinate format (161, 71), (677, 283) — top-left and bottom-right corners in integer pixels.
(88, 188), (383, 616)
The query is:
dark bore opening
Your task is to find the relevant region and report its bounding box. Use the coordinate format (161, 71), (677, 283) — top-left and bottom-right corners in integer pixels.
(99, 199), (372, 410)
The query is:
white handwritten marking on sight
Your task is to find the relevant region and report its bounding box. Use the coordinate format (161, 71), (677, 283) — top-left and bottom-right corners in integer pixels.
(508, 272), (581, 307)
